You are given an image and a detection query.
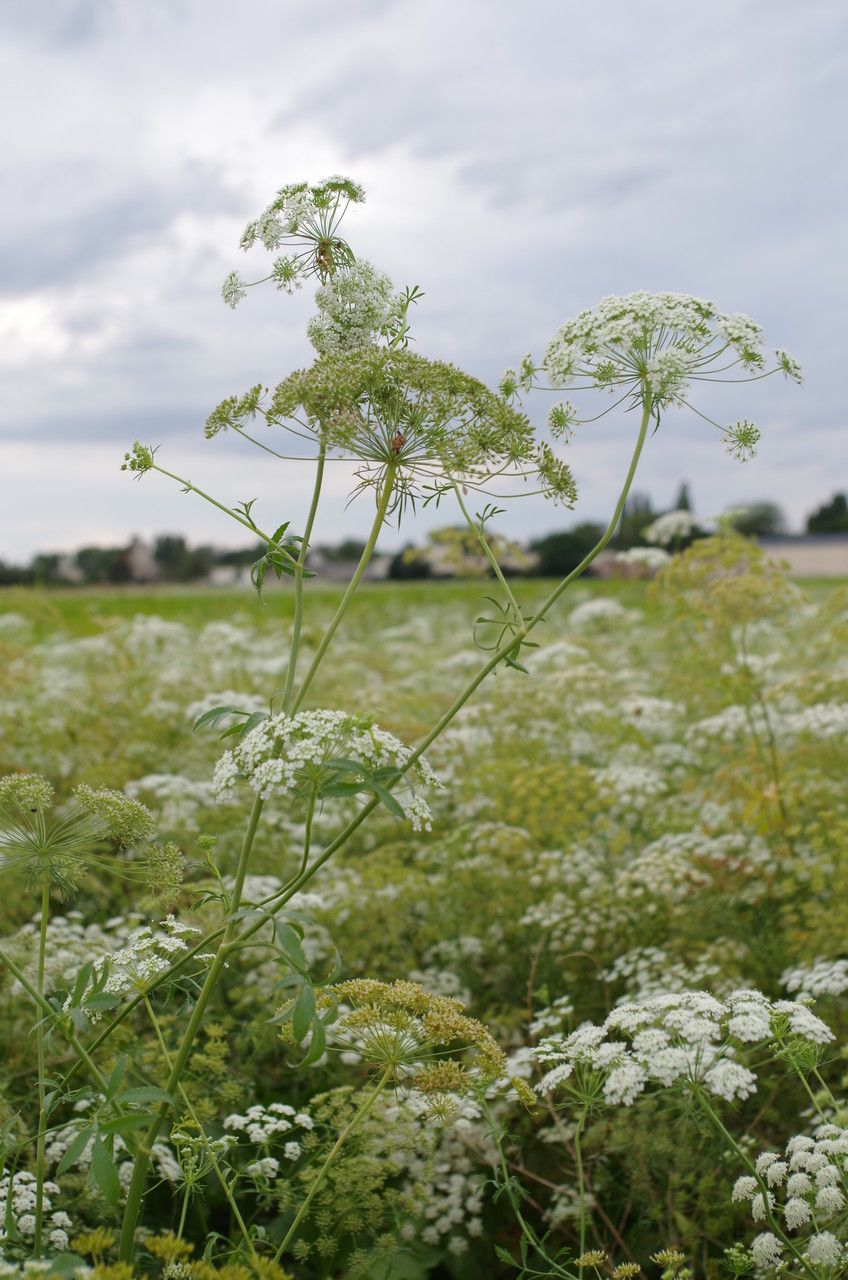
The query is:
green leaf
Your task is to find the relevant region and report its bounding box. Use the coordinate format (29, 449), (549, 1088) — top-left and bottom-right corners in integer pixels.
(275, 923), (307, 973)
(105, 1055), (128, 1100)
(250, 555), (268, 602)
(97, 1113), (153, 1137)
(69, 962), (93, 1007)
(57, 1126), (94, 1176)
(319, 779), (363, 799)
(292, 984), (316, 1043)
(84, 993), (120, 1012)
(90, 1136), (121, 1205)
(118, 1085), (172, 1106)
(373, 782), (406, 820)
(192, 705), (242, 734)
(322, 757), (365, 774)
(301, 1016), (326, 1066)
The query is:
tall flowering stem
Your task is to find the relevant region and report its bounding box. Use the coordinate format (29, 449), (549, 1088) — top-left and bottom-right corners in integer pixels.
(289, 460), (397, 714)
(33, 874), (50, 1257)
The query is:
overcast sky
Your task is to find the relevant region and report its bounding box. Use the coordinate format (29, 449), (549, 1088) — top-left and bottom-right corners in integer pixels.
(1, 0), (845, 561)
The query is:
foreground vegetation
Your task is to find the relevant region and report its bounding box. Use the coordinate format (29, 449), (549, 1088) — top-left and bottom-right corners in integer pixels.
(2, 549), (847, 1278)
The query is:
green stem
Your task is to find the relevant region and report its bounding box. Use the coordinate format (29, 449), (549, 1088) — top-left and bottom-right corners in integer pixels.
(118, 795), (264, 1262)
(273, 1066), (392, 1263)
(482, 1102), (574, 1277)
(289, 463), (396, 715)
(0, 946), (117, 1104)
(142, 997), (256, 1259)
(151, 465), (300, 572)
(451, 478), (522, 617)
(282, 443), (326, 712)
(574, 1109), (588, 1268)
(33, 877), (50, 1258)
(177, 1183), (191, 1240)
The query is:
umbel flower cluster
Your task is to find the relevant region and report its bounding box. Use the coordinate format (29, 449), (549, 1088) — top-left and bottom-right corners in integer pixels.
(731, 1125), (848, 1272)
(328, 978), (506, 1102)
(535, 989), (833, 1107)
(65, 915), (207, 1021)
(205, 348), (577, 513)
(504, 290), (802, 464)
(212, 708), (442, 831)
(0, 1170), (73, 1253)
(0, 772), (155, 892)
(223, 175), (365, 303)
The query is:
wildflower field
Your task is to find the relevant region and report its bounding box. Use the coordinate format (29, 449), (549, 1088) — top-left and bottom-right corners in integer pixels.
(2, 550), (848, 1280)
(1, 175), (842, 1280)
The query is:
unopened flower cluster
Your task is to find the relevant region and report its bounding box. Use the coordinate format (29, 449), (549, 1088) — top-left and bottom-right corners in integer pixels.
(535, 988), (833, 1107)
(327, 978), (506, 1101)
(213, 709), (441, 831)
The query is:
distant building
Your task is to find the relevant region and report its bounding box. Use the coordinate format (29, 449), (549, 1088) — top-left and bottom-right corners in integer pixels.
(758, 535), (848, 578)
(118, 538), (161, 583)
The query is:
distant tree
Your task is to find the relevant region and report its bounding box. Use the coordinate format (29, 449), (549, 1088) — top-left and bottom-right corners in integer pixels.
(388, 544), (431, 580)
(724, 502), (786, 537)
(153, 535), (214, 581)
(153, 535), (192, 580)
(29, 554), (61, 586)
(614, 492), (655, 548)
(674, 482), (692, 511)
(0, 560), (26, 586)
(317, 539), (367, 562)
(215, 541), (266, 569)
(807, 492), (848, 534)
(75, 546), (123, 584)
(531, 523), (606, 576)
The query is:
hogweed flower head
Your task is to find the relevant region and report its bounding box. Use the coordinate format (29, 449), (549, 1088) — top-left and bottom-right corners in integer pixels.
(732, 1123), (848, 1267)
(326, 978), (506, 1099)
(307, 260), (405, 356)
(227, 175), (365, 305)
(120, 441), (156, 476)
(213, 709), (441, 830)
(507, 291), (801, 462)
(535, 987), (833, 1110)
(207, 348), (575, 515)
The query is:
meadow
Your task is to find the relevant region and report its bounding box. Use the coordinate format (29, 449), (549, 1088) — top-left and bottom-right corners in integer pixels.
(2, 549), (847, 1280)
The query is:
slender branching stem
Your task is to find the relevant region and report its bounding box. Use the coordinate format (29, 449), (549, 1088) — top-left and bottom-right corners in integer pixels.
(272, 1065), (392, 1263)
(142, 997), (257, 1259)
(150, 464), (300, 572)
(118, 796), (264, 1261)
(33, 876), (50, 1257)
(289, 463), (397, 715)
(282, 442), (326, 711)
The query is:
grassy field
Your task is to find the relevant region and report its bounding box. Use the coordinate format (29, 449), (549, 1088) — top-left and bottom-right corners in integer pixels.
(1, 547), (847, 1277)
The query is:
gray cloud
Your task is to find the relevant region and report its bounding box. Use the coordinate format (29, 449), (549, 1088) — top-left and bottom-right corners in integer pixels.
(0, 0), (846, 561)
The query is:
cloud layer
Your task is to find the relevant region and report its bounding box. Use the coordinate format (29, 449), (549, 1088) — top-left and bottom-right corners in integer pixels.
(1, 0), (845, 558)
